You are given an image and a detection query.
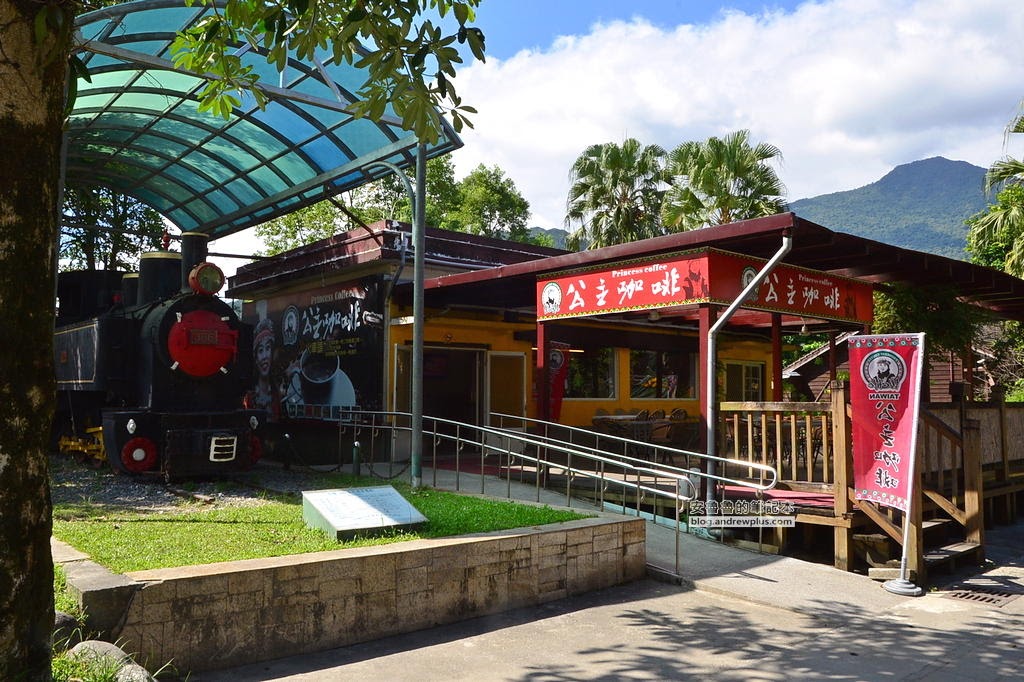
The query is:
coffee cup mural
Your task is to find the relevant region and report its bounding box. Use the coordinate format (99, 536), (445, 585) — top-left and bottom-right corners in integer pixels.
(282, 348), (357, 408)
(299, 349), (338, 403)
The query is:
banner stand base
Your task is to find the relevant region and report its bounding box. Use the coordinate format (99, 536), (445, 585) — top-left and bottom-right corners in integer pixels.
(883, 578), (924, 597)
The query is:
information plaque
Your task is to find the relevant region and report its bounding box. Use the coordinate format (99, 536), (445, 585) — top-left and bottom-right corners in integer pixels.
(302, 486), (427, 540)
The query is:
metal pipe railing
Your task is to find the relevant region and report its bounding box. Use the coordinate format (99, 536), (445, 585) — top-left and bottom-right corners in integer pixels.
(335, 409), (778, 576)
(490, 413), (777, 490)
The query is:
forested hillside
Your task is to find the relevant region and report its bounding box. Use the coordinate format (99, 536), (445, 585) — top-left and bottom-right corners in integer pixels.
(789, 157), (990, 258)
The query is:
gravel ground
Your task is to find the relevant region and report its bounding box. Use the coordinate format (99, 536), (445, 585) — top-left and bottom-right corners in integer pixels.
(48, 454), (350, 513)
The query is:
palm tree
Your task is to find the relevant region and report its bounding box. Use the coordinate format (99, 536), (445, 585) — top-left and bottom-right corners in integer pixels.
(661, 130), (787, 231)
(564, 139), (666, 250)
(985, 112), (1024, 190)
(966, 185), (1024, 275)
(971, 106), (1024, 276)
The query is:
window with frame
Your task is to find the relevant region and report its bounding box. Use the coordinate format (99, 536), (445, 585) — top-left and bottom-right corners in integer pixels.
(724, 361), (764, 402)
(630, 349), (698, 399)
(564, 347), (616, 399)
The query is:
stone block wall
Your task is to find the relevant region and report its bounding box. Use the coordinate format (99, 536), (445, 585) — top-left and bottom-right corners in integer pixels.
(97, 516), (645, 674)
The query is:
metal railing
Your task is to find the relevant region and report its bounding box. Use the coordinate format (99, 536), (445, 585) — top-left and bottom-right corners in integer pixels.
(336, 409), (778, 575)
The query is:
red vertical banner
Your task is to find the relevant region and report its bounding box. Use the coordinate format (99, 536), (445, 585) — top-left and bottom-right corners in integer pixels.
(548, 341), (571, 421)
(848, 333), (925, 512)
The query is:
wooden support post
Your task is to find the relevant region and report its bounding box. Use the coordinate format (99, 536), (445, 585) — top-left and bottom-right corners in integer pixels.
(999, 400), (1009, 483)
(963, 418), (986, 556)
(907, 439), (925, 583)
(831, 380), (853, 571)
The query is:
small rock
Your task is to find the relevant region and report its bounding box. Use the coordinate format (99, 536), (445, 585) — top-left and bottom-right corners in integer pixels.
(68, 639), (131, 667)
(52, 611), (83, 652)
(117, 662), (156, 682)
(67, 640), (156, 681)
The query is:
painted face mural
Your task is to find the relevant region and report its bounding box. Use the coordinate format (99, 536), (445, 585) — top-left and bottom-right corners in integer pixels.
(251, 318), (277, 414)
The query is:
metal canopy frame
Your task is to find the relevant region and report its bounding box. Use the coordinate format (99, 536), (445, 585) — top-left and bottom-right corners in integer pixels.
(68, 0), (461, 240)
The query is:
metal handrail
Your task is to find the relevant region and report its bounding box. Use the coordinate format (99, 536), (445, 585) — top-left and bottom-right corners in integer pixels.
(336, 409), (779, 576)
(490, 412), (777, 491)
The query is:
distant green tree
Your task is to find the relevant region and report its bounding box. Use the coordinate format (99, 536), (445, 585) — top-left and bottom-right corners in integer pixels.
(661, 130), (786, 230)
(255, 156), (460, 255)
(254, 201), (342, 256)
(256, 156), (540, 252)
(966, 154), (1024, 401)
(872, 283), (989, 362)
(347, 154), (461, 226)
(424, 155), (462, 227)
(971, 103), (1024, 277)
(60, 186), (165, 271)
(447, 163), (530, 241)
(985, 110), (1024, 190)
(564, 138), (666, 250)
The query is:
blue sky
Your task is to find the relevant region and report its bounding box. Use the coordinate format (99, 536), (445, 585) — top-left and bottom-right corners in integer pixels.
(474, 1), (805, 60)
(446, 0), (1024, 228)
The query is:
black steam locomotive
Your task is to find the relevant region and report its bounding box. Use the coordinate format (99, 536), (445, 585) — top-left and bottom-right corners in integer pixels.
(54, 232), (264, 479)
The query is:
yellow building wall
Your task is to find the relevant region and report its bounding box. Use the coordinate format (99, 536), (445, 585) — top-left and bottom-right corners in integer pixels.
(387, 306), (775, 429)
(387, 308), (537, 419)
(718, 337), (778, 399)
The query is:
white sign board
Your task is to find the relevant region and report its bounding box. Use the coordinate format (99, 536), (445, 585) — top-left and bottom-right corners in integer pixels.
(302, 486), (427, 540)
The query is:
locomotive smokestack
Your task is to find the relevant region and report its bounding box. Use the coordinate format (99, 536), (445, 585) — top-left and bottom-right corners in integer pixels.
(138, 251), (182, 305)
(180, 232), (210, 290)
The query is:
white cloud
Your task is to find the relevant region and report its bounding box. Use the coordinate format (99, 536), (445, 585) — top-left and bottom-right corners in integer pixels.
(453, 0), (1024, 229)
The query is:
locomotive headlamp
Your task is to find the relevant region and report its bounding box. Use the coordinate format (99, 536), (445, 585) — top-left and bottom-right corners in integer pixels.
(127, 419), (137, 434)
(188, 262), (226, 296)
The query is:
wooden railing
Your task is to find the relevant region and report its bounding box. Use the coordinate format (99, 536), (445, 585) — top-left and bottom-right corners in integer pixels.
(718, 401), (833, 485)
(917, 410), (983, 549)
(718, 388), (985, 579)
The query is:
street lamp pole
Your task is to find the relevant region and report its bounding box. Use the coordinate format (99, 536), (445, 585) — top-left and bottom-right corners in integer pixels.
(411, 143), (426, 488)
(368, 143), (427, 487)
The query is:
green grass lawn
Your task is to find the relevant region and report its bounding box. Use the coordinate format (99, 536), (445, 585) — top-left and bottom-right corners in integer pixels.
(52, 474), (589, 573)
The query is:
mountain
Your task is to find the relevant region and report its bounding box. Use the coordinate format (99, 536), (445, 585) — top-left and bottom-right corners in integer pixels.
(788, 157), (990, 259)
(530, 226), (569, 249)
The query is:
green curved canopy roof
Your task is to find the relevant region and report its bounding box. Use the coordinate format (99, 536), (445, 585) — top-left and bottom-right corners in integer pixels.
(69, 0), (461, 240)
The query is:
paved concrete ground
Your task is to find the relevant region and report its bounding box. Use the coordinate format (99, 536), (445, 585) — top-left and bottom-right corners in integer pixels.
(191, 467), (1024, 681)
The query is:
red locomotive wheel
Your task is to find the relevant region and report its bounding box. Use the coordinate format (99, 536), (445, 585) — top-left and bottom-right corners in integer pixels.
(121, 437), (158, 473)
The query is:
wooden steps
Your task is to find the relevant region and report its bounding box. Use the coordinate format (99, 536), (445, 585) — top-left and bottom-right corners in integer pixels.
(923, 541), (983, 567)
(867, 542), (982, 581)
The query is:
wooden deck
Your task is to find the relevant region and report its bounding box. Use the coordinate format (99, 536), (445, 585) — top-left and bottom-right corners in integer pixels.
(714, 385), (1024, 580)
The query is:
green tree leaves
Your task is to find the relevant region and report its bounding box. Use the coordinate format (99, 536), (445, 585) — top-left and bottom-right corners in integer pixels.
(255, 156), (534, 254)
(872, 283), (988, 361)
(564, 139), (667, 250)
(969, 101), (1024, 277)
(60, 187), (166, 271)
(661, 130), (787, 231)
(966, 184), (1024, 275)
(254, 199), (342, 256)
(170, 0), (485, 143)
(445, 164), (530, 241)
(564, 130), (787, 250)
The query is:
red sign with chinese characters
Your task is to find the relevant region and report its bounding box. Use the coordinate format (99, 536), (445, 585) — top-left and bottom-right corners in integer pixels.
(536, 249), (872, 324)
(848, 334), (925, 512)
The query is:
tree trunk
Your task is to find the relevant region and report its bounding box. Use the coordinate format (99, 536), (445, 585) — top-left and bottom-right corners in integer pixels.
(0, 1), (74, 678)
